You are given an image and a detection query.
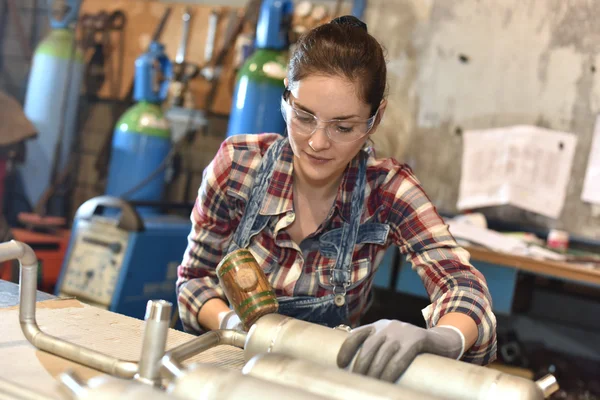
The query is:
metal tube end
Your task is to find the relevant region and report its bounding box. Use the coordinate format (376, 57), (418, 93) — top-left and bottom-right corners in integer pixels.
(536, 374), (559, 398)
(145, 300), (172, 322)
(58, 370), (88, 399)
(161, 354), (185, 379)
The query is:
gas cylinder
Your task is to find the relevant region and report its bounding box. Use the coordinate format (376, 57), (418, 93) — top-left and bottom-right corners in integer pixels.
(21, 0), (83, 215)
(225, 0), (293, 138)
(105, 41), (172, 216)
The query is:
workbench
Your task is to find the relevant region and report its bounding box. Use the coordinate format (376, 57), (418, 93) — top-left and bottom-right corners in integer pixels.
(0, 280), (244, 399)
(374, 245), (600, 315)
(0, 279), (55, 307)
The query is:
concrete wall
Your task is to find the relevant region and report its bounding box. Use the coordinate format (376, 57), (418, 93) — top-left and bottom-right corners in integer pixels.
(366, 0), (600, 240)
(3, 0), (600, 240)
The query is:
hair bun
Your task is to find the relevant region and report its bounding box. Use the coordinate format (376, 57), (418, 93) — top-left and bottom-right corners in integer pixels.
(330, 15), (368, 32)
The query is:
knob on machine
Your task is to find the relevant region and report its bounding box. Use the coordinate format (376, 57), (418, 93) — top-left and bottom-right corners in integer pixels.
(216, 249), (279, 330)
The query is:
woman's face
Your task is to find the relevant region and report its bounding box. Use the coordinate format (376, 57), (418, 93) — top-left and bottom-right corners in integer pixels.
(285, 75), (382, 189)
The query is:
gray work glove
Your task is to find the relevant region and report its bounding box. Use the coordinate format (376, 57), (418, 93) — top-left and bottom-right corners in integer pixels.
(337, 319), (465, 382)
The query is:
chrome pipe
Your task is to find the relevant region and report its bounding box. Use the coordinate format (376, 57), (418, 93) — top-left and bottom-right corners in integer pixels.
(58, 370), (88, 399)
(58, 371), (181, 400)
(243, 352), (442, 400)
(245, 313), (557, 400)
(0, 377), (54, 400)
(0, 240), (139, 379)
(536, 374), (560, 397)
(168, 363), (329, 400)
(137, 300), (172, 386)
(161, 329), (247, 378)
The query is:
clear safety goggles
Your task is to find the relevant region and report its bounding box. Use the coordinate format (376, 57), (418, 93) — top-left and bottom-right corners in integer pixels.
(280, 91), (379, 144)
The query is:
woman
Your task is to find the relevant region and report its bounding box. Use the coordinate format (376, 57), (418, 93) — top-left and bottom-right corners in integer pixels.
(177, 15), (497, 383)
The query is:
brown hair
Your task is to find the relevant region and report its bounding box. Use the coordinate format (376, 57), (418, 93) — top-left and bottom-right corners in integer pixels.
(286, 16), (387, 116)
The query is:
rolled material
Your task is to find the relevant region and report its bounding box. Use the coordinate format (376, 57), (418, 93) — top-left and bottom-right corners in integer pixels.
(245, 314), (553, 400)
(137, 300), (172, 386)
(216, 248), (278, 330)
(168, 363), (329, 400)
(0, 240), (139, 379)
(243, 352), (442, 400)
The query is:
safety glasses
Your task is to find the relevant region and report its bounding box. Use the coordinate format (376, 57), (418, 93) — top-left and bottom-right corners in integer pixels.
(280, 90), (379, 143)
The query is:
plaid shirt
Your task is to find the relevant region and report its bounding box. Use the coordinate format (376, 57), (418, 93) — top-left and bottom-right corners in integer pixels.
(177, 133), (497, 365)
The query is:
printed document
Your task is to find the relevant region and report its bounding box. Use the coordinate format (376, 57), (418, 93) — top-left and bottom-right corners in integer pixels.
(458, 125), (577, 219)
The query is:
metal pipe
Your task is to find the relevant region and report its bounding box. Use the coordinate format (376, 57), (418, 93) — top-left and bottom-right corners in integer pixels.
(167, 363), (329, 400)
(536, 374), (560, 397)
(242, 352), (442, 400)
(161, 329), (247, 378)
(0, 240), (139, 379)
(0, 377), (54, 400)
(136, 300), (172, 386)
(244, 313), (557, 400)
(58, 370), (88, 399)
(58, 371), (182, 400)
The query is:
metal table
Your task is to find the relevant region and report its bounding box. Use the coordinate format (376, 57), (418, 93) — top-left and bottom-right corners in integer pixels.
(0, 279), (56, 308)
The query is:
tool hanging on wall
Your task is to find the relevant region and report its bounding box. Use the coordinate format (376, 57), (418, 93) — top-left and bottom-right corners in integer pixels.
(169, 8), (200, 108)
(202, 0), (262, 115)
(80, 10), (126, 99)
(200, 8), (221, 82)
(20, 0), (83, 219)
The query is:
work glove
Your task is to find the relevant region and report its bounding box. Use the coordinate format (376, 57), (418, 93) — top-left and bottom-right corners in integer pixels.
(337, 319), (465, 383)
(218, 310), (244, 331)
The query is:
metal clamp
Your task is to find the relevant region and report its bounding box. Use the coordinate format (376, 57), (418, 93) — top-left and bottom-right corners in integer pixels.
(332, 283), (348, 307)
(334, 324), (352, 333)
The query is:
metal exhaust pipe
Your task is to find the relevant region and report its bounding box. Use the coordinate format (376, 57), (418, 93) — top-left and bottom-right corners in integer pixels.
(242, 352), (443, 400)
(0, 241), (138, 378)
(167, 363), (330, 400)
(136, 300), (172, 386)
(58, 371), (181, 400)
(161, 329), (247, 377)
(0, 377), (54, 400)
(244, 313), (559, 400)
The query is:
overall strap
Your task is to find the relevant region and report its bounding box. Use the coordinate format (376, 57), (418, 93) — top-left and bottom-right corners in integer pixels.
(228, 137), (288, 252)
(330, 151), (368, 304)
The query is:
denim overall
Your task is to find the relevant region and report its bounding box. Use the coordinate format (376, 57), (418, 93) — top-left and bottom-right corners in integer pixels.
(226, 137), (386, 328)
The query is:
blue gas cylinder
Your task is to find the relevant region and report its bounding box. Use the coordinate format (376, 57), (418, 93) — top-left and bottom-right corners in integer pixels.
(105, 42), (172, 215)
(20, 0), (83, 215)
(226, 0), (293, 137)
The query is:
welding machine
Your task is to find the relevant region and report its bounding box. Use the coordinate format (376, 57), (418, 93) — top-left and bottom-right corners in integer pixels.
(55, 196), (191, 327)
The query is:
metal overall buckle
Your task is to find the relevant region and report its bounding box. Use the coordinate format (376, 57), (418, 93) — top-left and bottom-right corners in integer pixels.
(333, 283), (349, 307)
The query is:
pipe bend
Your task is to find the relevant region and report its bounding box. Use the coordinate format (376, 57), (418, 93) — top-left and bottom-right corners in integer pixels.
(216, 329), (247, 348)
(114, 361), (139, 379)
(6, 239), (140, 380)
(20, 320), (42, 343)
(161, 329), (247, 376)
(11, 240), (37, 266)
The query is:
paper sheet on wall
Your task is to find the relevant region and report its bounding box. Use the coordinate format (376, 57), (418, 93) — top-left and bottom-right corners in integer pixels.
(581, 115), (600, 206)
(457, 125), (578, 219)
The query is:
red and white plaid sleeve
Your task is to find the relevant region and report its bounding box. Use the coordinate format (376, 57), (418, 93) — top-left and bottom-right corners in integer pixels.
(383, 165), (497, 365)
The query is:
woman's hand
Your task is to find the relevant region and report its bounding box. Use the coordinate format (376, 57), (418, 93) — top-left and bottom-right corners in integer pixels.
(337, 319), (465, 382)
